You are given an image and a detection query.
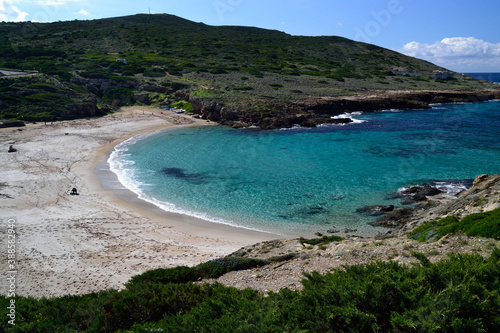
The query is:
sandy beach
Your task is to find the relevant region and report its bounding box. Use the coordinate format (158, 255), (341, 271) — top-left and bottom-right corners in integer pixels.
(0, 107), (278, 298)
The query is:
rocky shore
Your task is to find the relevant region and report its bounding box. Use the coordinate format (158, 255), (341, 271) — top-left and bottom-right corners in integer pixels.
(186, 89), (500, 129)
(201, 174), (500, 292)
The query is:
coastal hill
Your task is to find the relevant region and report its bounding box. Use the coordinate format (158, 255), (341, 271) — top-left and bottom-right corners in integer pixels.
(2, 14), (499, 331)
(1, 14), (499, 128)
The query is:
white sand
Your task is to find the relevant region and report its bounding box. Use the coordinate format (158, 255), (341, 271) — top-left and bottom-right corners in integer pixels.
(0, 107), (278, 298)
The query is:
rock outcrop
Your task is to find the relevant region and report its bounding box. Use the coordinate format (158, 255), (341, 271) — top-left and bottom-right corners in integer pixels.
(356, 175), (500, 232)
(397, 174), (500, 235)
(186, 89), (500, 129)
(61, 96), (105, 119)
(202, 175), (500, 293)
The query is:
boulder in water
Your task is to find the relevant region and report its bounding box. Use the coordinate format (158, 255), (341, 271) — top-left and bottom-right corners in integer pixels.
(356, 205), (395, 216)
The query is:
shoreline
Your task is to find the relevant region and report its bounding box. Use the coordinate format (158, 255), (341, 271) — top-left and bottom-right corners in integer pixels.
(0, 106), (278, 299)
(2, 102), (497, 299)
(95, 132), (283, 241)
(190, 88), (500, 129)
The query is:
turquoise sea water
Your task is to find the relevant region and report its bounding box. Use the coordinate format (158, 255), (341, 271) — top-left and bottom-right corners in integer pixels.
(110, 101), (500, 236)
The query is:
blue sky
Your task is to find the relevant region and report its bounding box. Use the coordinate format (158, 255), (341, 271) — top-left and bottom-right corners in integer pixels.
(2, 0), (500, 72)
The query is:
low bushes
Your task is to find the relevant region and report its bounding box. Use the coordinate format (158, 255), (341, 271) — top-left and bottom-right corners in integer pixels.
(2, 119), (25, 127)
(3, 250), (498, 332)
(300, 235), (343, 246)
(128, 256), (268, 285)
(170, 100), (194, 112)
(102, 87), (134, 106)
(232, 86), (253, 91)
(409, 207), (500, 242)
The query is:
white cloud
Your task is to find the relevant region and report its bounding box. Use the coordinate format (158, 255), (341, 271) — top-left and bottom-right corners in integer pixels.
(0, 0), (29, 22)
(401, 37), (500, 72)
(77, 8), (88, 16)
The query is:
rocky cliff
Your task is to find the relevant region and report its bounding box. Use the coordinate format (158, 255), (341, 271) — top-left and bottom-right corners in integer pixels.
(187, 89), (500, 129)
(397, 174), (500, 235)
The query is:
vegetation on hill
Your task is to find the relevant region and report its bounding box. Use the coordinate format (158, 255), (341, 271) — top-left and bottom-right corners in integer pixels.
(0, 75), (104, 122)
(409, 207), (500, 242)
(1, 14), (497, 123)
(1, 249), (498, 332)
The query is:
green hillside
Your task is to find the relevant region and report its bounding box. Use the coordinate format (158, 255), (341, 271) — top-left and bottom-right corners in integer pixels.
(0, 14), (439, 77)
(0, 14), (497, 122)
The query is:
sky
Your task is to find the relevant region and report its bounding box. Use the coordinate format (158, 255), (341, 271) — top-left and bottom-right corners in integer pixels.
(1, 0), (500, 72)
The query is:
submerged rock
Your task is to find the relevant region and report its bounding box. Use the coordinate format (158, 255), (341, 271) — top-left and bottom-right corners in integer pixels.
(356, 205), (394, 216)
(369, 207), (415, 227)
(160, 167), (209, 185)
(401, 184), (442, 201)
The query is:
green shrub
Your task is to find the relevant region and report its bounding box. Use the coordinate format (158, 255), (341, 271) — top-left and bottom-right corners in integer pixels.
(3, 250), (499, 332)
(129, 284), (269, 333)
(143, 70), (166, 77)
(282, 70), (300, 76)
(26, 83), (59, 93)
(244, 68), (264, 78)
(170, 100), (194, 112)
(409, 216), (459, 242)
(452, 208), (500, 239)
(121, 70), (135, 76)
(103, 283), (207, 331)
(292, 251), (500, 332)
(2, 119), (25, 127)
(128, 266), (195, 285)
(161, 81), (190, 90)
(300, 235), (343, 246)
(209, 68), (227, 74)
(128, 256), (268, 287)
(194, 257), (267, 279)
(232, 86), (253, 91)
(102, 87), (134, 106)
(409, 207), (500, 242)
(79, 69), (111, 79)
(411, 76), (430, 82)
(326, 73), (345, 81)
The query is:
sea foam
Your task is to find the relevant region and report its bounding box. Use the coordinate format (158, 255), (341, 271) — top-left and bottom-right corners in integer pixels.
(330, 111), (367, 125)
(108, 133), (270, 234)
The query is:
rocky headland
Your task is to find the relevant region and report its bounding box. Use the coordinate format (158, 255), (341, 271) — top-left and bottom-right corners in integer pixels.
(186, 89), (500, 129)
(201, 174), (500, 292)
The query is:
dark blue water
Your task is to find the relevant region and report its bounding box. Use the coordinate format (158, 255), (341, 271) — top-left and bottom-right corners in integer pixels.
(464, 73), (500, 83)
(110, 101), (500, 236)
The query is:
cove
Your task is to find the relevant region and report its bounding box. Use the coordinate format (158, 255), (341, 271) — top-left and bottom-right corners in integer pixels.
(109, 101), (500, 236)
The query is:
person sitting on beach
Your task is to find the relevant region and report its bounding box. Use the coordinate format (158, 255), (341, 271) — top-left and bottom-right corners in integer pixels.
(70, 188), (78, 195)
(8, 145), (17, 153)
